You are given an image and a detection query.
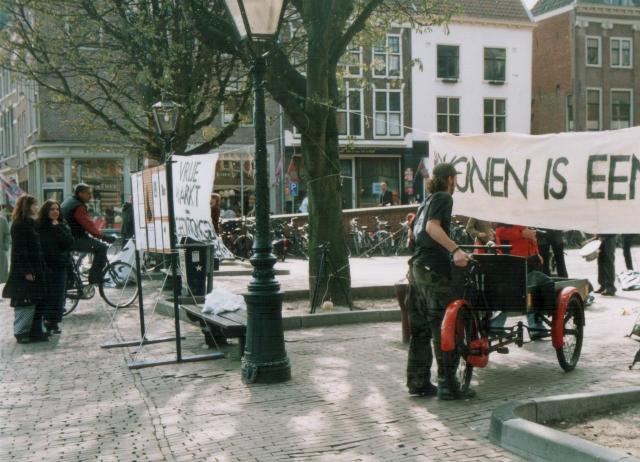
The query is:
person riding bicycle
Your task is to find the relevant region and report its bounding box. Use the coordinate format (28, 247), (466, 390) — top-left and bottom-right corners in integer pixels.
(61, 184), (116, 284)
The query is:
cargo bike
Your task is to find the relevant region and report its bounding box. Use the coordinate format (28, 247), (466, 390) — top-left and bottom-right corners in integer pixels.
(441, 245), (591, 398)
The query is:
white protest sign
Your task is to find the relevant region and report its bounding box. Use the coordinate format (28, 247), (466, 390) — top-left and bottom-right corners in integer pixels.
(130, 166), (171, 253)
(131, 172), (147, 250)
(172, 153), (219, 242)
(430, 127), (640, 233)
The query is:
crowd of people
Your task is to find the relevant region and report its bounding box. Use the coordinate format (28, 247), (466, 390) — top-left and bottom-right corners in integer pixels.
(404, 162), (636, 401)
(1, 184), (115, 344)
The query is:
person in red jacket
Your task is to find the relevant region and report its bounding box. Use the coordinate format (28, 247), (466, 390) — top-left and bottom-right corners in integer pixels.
(495, 224), (542, 268)
(61, 184), (116, 284)
(495, 223), (546, 339)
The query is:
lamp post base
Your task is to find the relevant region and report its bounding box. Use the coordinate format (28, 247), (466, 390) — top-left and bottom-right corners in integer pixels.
(241, 356), (291, 384)
(241, 290), (291, 384)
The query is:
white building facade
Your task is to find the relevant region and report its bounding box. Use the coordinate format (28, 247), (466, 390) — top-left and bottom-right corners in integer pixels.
(412, 13), (534, 142)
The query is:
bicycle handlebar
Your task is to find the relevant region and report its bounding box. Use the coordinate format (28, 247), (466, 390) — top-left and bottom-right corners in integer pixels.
(459, 244), (512, 250)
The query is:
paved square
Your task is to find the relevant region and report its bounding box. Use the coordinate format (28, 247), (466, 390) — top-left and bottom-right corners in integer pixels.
(1, 249), (639, 461)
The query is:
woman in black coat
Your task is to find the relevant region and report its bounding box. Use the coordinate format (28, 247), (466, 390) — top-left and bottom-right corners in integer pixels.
(37, 199), (74, 334)
(1, 195), (47, 343)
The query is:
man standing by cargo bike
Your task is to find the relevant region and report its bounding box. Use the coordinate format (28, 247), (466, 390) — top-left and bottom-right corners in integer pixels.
(406, 162), (473, 400)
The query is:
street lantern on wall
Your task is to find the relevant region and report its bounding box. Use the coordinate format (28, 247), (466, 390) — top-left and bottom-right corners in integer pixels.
(223, 0), (291, 384)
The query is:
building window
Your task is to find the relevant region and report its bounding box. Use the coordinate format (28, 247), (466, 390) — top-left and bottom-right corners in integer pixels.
(373, 34), (401, 78)
(586, 36), (601, 67)
(71, 159), (123, 229)
(483, 99), (506, 133)
(341, 44), (363, 77)
(586, 88), (601, 131)
(437, 45), (459, 80)
(611, 38), (632, 68)
(484, 48), (506, 82)
(5, 108), (14, 157)
(611, 90), (632, 129)
(356, 157), (400, 208)
(337, 86), (363, 137)
(436, 97), (460, 133)
(566, 94), (574, 131)
(374, 89), (403, 137)
(42, 159), (65, 183)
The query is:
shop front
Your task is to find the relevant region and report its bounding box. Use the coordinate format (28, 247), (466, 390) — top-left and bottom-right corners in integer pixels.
(282, 146), (408, 211)
(211, 144), (278, 217)
(25, 143), (138, 230)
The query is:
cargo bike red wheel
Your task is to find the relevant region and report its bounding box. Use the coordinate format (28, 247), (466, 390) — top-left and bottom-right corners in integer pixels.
(552, 289), (584, 372)
(441, 301), (481, 398)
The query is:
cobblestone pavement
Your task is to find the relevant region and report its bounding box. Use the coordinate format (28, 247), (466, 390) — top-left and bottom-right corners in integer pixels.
(1, 249), (639, 461)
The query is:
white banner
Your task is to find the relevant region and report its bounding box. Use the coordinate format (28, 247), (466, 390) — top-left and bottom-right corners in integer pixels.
(430, 127), (640, 233)
(172, 153), (219, 242)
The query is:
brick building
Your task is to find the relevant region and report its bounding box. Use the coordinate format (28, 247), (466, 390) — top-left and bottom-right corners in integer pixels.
(531, 0), (640, 134)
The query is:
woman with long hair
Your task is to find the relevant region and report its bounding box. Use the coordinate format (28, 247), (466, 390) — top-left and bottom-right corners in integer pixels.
(1, 195), (47, 343)
(37, 199), (74, 334)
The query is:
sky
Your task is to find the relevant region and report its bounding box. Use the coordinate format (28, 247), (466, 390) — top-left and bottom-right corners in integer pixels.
(523, 0), (537, 9)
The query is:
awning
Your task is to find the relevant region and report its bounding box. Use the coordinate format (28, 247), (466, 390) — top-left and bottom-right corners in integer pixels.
(215, 145), (254, 161)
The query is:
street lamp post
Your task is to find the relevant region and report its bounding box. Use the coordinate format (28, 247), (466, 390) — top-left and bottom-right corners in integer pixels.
(223, 0), (291, 384)
(152, 100), (184, 359)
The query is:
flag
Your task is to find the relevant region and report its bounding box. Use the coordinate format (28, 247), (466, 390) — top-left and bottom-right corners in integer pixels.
(416, 157), (430, 179)
(286, 157), (300, 182)
(0, 174), (25, 206)
(273, 154), (284, 186)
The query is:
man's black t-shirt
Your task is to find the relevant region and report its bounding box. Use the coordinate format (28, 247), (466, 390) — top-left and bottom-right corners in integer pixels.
(412, 191), (453, 278)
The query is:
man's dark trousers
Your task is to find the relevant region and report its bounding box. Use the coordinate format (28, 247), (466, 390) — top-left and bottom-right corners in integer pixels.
(73, 236), (108, 283)
(597, 235), (616, 292)
(622, 234), (635, 271)
(407, 262), (454, 390)
(539, 230), (568, 278)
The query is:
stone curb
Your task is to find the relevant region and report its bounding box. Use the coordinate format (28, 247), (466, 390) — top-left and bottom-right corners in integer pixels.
(281, 309), (400, 330)
(155, 300), (400, 330)
(490, 387), (640, 462)
(156, 283), (396, 301)
(281, 285), (396, 301)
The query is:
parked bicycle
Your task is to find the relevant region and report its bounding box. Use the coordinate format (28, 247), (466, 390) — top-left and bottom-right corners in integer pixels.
(393, 216), (413, 256)
(63, 246), (139, 316)
(349, 217), (372, 257)
(372, 216), (393, 256)
(450, 219), (473, 246)
(282, 217), (309, 259)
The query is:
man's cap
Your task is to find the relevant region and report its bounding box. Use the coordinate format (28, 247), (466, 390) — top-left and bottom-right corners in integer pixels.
(432, 162), (460, 178)
(74, 183), (91, 194)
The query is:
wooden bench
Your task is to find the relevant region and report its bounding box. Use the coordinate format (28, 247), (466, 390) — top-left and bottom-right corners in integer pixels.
(180, 304), (246, 356)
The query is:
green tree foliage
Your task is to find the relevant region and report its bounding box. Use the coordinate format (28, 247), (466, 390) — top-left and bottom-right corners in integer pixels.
(0, 0), (251, 157)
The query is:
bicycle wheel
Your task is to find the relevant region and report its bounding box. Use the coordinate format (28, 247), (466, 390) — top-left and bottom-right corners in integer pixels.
(74, 252), (94, 280)
(63, 271), (82, 316)
(554, 294), (584, 371)
(375, 230), (392, 256)
(99, 261), (139, 308)
(106, 235), (124, 259)
(442, 305), (476, 397)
